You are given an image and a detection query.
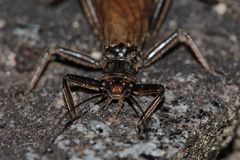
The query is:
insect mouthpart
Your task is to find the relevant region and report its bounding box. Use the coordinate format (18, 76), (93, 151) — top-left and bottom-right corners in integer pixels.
(101, 77), (134, 99)
(111, 85), (123, 96)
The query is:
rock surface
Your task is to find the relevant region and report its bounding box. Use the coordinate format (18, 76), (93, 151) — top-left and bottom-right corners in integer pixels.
(0, 0), (239, 160)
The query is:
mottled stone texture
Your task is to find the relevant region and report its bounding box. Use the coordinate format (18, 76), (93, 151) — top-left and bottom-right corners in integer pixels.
(0, 0), (239, 160)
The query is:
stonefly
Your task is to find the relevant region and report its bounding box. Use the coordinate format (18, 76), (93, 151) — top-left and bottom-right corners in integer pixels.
(28, 0), (215, 126)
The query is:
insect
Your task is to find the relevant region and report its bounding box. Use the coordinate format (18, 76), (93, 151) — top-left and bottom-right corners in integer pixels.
(28, 0), (215, 126)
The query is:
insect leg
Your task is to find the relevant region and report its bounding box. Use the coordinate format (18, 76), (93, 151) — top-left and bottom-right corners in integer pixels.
(101, 98), (112, 110)
(125, 98), (141, 117)
(80, 0), (100, 35)
(27, 47), (102, 93)
(62, 74), (100, 118)
(128, 96), (144, 114)
(142, 29), (215, 73)
(148, 0), (172, 36)
(114, 100), (124, 119)
(132, 84), (165, 126)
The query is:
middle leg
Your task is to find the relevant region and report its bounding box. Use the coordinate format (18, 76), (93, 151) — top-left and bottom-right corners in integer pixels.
(28, 47), (102, 93)
(142, 29), (215, 73)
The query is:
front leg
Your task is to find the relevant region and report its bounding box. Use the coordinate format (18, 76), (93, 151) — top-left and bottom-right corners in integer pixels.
(63, 74), (100, 118)
(142, 29), (215, 74)
(27, 47), (102, 93)
(132, 84), (165, 126)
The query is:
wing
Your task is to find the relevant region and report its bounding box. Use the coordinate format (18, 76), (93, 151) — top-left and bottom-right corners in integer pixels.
(80, 0), (170, 48)
(81, 0), (155, 48)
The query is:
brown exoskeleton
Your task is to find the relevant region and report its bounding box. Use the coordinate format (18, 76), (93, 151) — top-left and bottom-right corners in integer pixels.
(28, 0), (215, 127)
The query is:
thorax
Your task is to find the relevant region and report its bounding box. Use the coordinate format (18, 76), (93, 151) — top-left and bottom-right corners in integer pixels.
(102, 43), (140, 80)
